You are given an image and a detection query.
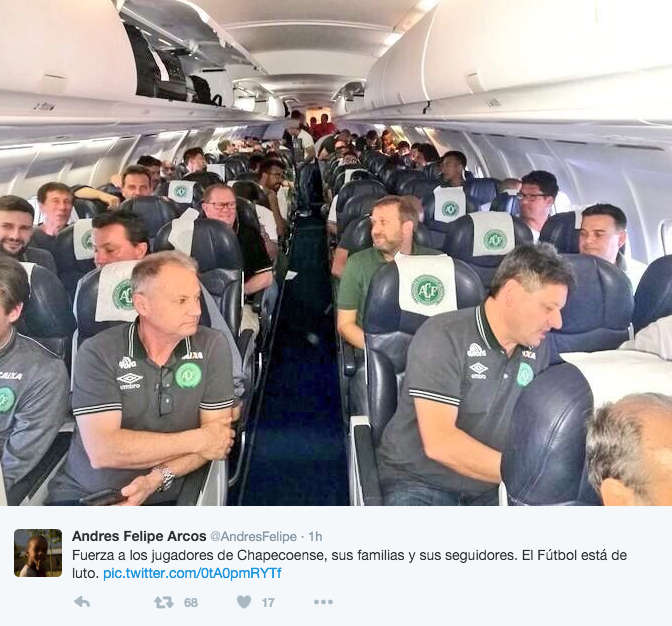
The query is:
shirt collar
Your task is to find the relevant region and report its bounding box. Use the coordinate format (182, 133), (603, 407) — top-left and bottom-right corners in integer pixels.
(0, 327), (17, 360)
(475, 302), (504, 352)
(127, 319), (191, 363)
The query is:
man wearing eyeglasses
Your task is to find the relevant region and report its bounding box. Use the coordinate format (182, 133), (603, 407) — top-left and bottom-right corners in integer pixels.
(517, 170), (559, 242)
(47, 251), (235, 506)
(201, 185), (273, 335)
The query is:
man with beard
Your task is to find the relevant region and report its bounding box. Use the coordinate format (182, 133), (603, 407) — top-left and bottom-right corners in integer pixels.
(0, 196), (56, 273)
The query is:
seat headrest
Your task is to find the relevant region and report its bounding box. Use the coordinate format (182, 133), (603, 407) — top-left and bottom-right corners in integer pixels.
(389, 169), (426, 195)
(363, 257), (485, 336)
(73, 197), (107, 219)
(235, 196), (262, 232)
(205, 164), (229, 182)
(336, 179), (387, 215)
(502, 363), (592, 505)
(183, 170), (223, 188)
(158, 180), (204, 212)
(465, 177), (500, 206)
(339, 193), (384, 237)
(119, 196), (180, 239)
(398, 178), (436, 198)
(18, 263), (76, 339)
(441, 214), (533, 288)
(422, 187), (478, 235)
(546, 254), (633, 362)
(632, 255), (672, 332)
(395, 253), (458, 316)
(55, 222), (96, 274)
(539, 210), (583, 253)
(154, 218), (243, 273)
(235, 171), (261, 183)
(230, 180), (270, 208)
(489, 191), (520, 216)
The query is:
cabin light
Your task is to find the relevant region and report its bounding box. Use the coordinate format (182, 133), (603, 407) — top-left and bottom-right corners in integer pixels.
(383, 32), (403, 47)
(416, 0), (440, 12)
(141, 29), (152, 37)
(414, 127), (425, 134)
(158, 38), (172, 46)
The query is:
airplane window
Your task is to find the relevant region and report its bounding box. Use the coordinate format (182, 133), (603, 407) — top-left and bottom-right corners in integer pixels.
(554, 191), (573, 213)
(661, 219), (672, 255)
(471, 164), (485, 178)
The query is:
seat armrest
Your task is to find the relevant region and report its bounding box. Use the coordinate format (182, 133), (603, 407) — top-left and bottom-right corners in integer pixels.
(349, 415), (383, 506)
(340, 336), (357, 378)
(250, 290), (263, 313)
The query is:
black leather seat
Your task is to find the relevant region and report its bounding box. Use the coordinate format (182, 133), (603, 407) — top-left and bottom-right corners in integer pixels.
(490, 191), (520, 216)
(547, 254), (633, 364)
(235, 197), (262, 233)
(539, 210), (583, 253)
(388, 169), (426, 195)
(16, 263), (76, 370)
(464, 177), (500, 207)
(334, 168), (374, 195)
(441, 213), (533, 288)
(118, 196), (180, 243)
(335, 179), (387, 235)
(397, 177), (437, 199)
(230, 180), (270, 209)
(339, 193), (384, 240)
(54, 220), (96, 301)
(235, 171), (261, 182)
(501, 363), (594, 505)
(632, 254), (672, 332)
(184, 170), (223, 188)
(422, 187), (479, 249)
(73, 198), (107, 219)
(155, 180), (204, 214)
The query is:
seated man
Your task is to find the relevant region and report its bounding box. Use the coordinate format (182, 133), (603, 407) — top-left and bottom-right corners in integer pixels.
(377, 243), (574, 506)
(586, 393), (672, 505)
(258, 158), (289, 239)
(0, 196), (56, 273)
(578, 203), (647, 291)
(438, 151), (467, 187)
(74, 164), (154, 208)
(620, 314), (672, 359)
(90, 210), (245, 413)
(183, 147), (208, 174)
(518, 170), (558, 242)
(136, 155), (162, 191)
(161, 160), (178, 183)
(201, 185), (274, 336)
(337, 196), (436, 414)
(47, 251), (236, 506)
(31, 182), (75, 257)
(415, 143), (440, 172)
(0, 256), (69, 491)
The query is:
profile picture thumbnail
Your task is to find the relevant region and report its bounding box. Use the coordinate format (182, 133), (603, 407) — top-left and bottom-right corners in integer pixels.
(14, 529), (62, 577)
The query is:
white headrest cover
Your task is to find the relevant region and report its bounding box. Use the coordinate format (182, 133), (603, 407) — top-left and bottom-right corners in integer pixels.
(277, 186), (290, 220)
(433, 186), (466, 224)
(206, 164), (227, 181)
(73, 219), (95, 260)
(396, 253), (458, 316)
(470, 212), (516, 257)
(561, 350), (672, 408)
(167, 208), (199, 255)
(95, 260), (139, 323)
(255, 204), (278, 242)
(19, 262), (36, 285)
(168, 180), (195, 204)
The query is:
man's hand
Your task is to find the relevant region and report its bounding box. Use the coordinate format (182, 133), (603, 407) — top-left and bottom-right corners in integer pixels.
(103, 193), (121, 210)
(199, 418), (235, 460)
(116, 473), (163, 506)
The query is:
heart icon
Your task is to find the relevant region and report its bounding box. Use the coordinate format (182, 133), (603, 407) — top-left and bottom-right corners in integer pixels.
(237, 596), (251, 609)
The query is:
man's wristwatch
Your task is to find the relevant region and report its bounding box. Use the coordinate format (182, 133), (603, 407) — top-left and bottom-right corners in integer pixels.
(152, 465), (176, 492)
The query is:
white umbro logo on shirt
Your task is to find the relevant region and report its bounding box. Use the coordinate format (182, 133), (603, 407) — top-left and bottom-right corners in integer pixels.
(117, 373), (143, 385)
(118, 356), (137, 369)
(467, 343), (486, 358)
(470, 362), (488, 375)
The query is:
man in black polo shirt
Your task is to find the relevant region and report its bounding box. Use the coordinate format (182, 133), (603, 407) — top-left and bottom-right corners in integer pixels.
(201, 184), (273, 336)
(30, 182), (74, 258)
(377, 243), (574, 506)
(47, 251), (235, 506)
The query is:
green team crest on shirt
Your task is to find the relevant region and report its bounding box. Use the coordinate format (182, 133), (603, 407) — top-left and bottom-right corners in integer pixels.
(174, 185), (188, 199)
(411, 275), (445, 305)
(81, 230), (94, 251)
(113, 279), (134, 311)
(0, 387), (16, 413)
(176, 362), (202, 389)
(442, 201), (460, 218)
(484, 229), (507, 252)
(517, 362), (534, 387)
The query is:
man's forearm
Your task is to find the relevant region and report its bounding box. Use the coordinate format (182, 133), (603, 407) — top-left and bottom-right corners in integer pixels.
(89, 427), (205, 470)
(338, 321), (364, 350)
(426, 429), (501, 484)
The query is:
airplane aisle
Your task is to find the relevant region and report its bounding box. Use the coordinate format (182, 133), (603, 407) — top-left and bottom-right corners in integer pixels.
(236, 216), (348, 506)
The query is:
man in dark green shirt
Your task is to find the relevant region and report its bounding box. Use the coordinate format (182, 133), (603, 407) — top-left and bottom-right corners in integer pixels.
(337, 196), (436, 415)
(337, 195), (436, 347)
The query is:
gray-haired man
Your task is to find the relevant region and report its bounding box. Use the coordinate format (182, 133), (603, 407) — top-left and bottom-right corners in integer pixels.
(587, 393), (672, 506)
(48, 251), (235, 506)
